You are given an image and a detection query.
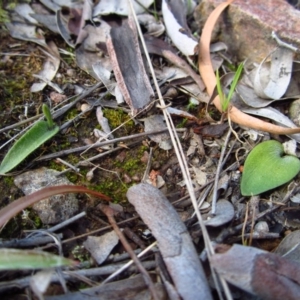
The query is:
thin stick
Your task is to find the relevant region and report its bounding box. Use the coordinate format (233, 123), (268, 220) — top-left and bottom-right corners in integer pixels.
(100, 205), (159, 300)
(47, 212), (86, 233)
(211, 129), (231, 215)
(102, 242), (157, 284)
(35, 128), (171, 161)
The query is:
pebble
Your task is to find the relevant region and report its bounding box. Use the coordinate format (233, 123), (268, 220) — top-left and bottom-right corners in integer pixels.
(14, 168), (79, 225)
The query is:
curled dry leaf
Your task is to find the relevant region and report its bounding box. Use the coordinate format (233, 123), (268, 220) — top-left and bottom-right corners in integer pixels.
(198, 0), (300, 135)
(137, 14), (165, 37)
(162, 0), (198, 56)
(254, 47), (294, 100)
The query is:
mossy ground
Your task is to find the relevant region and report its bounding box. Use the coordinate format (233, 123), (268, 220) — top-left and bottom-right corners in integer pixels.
(0, 27), (171, 236)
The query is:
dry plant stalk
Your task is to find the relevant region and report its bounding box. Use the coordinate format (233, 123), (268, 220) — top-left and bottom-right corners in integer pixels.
(99, 204), (159, 300)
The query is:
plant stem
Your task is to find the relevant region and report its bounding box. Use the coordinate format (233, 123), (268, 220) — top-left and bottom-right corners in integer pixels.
(42, 104), (55, 129)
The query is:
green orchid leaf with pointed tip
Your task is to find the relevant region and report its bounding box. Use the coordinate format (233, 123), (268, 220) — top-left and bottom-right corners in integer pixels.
(241, 140), (300, 196)
(0, 248), (76, 270)
(0, 105), (59, 175)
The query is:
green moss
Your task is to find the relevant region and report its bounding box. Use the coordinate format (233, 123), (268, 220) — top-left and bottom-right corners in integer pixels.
(0, 2), (9, 23)
(65, 172), (80, 183)
(3, 176), (14, 187)
(92, 179), (129, 203)
(71, 245), (90, 263)
(86, 145), (148, 202)
(66, 108), (80, 123)
(102, 108), (135, 135)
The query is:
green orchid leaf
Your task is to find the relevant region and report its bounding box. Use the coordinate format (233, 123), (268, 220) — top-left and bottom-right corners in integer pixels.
(0, 248), (76, 270)
(241, 140), (300, 196)
(0, 106), (59, 175)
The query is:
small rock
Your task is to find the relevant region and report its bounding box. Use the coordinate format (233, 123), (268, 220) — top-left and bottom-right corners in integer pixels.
(66, 69), (76, 77)
(195, 0), (300, 63)
(254, 221), (269, 233)
(289, 98), (300, 126)
(14, 168), (78, 224)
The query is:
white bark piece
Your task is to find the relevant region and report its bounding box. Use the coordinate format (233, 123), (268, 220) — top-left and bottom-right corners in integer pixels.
(162, 0), (198, 56)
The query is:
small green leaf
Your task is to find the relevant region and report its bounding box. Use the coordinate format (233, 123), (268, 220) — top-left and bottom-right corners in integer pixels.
(216, 63), (244, 112)
(227, 62), (244, 101)
(0, 119), (59, 175)
(241, 140), (300, 196)
(0, 249), (75, 270)
(42, 103), (55, 129)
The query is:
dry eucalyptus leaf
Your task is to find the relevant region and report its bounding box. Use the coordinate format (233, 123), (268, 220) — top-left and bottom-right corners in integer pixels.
(5, 22), (47, 48)
(82, 22), (110, 51)
(107, 18), (154, 114)
(162, 0), (198, 56)
(56, 9), (75, 47)
(166, 106), (199, 122)
(75, 43), (110, 80)
(242, 106), (300, 142)
(193, 167), (207, 186)
(210, 41), (228, 53)
(39, 0), (79, 11)
(204, 200), (234, 227)
(291, 193), (300, 204)
(93, 0), (153, 16)
(127, 183), (212, 300)
(30, 270), (54, 299)
(83, 231), (119, 265)
(274, 230), (300, 263)
(143, 115), (172, 150)
(254, 47), (294, 100)
(137, 14), (165, 37)
(75, 0), (94, 46)
(39, 0), (61, 12)
(92, 61), (115, 94)
(237, 83), (277, 108)
(96, 107), (114, 139)
(14, 3), (38, 24)
(31, 41), (60, 92)
(31, 14), (60, 33)
(211, 244), (300, 299)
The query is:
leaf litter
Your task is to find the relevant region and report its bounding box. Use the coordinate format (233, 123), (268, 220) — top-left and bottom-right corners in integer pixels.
(2, 0), (300, 299)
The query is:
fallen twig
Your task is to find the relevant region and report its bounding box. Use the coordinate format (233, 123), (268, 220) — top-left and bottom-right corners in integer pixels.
(99, 204), (159, 300)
